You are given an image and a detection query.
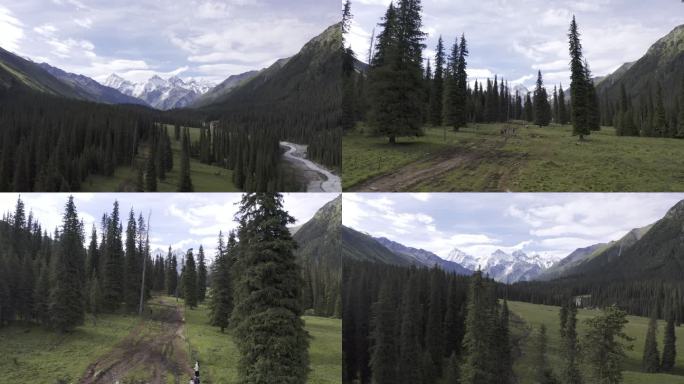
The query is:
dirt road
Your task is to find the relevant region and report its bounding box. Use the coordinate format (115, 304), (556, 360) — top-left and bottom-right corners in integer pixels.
(78, 299), (193, 384)
(350, 139), (523, 192)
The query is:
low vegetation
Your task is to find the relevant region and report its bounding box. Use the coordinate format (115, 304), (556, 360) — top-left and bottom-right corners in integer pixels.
(343, 123), (684, 191)
(183, 299), (341, 384)
(509, 300), (684, 384)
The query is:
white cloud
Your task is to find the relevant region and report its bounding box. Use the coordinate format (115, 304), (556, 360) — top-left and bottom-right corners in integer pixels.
(0, 6), (23, 52)
(74, 17), (92, 29)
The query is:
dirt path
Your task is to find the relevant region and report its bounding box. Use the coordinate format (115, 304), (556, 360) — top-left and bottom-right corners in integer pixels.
(78, 299), (193, 384)
(350, 140), (521, 192)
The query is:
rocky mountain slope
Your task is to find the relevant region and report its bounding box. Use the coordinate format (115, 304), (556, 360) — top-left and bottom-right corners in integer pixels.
(38, 63), (148, 106)
(104, 74), (214, 110)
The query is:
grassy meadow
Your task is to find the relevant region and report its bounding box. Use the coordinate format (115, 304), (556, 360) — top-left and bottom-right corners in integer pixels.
(509, 300), (684, 384)
(0, 295), (341, 383)
(183, 298), (342, 384)
(0, 313), (139, 383)
(342, 122), (684, 191)
(82, 125), (239, 192)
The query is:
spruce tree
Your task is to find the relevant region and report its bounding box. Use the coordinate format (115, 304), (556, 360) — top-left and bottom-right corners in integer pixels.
(524, 93), (534, 122)
(178, 128), (194, 192)
(534, 70), (552, 127)
(145, 152), (157, 192)
(533, 324), (559, 384)
(553, 86), (559, 123)
(85, 226), (99, 280)
(124, 209), (140, 312)
(443, 279), (464, 358)
(661, 310), (677, 371)
(209, 231), (233, 332)
(654, 82), (667, 136)
(197, 245), (207, 302)
(89, 275), (103, 324)
(367, 1), (426, 144)
(398, 274), (422, 384)
(642, 309), (661, 373)
(568, 16), (589, 139)
(102, 201), (124, 311)
(425, 269), (444, 372)
(33, 263), (50, 325)
(231, 193), (309, 384)
(453, 34), (469, 129)
(560, 301), (582, 384)
(497, 299), (513, 383)
(429, 36), (446, 126)
(584, 61), (601, 131)
(583, 305), (634, 384)
(370, 279), (398, 384)
(166, 248), (178, 297)
(461, 271), (495, 383)
(49, 196), (85, 332)
(182, 249), (198, 308)
(558, 85), (568, 124)
(678, 75), (684, 137)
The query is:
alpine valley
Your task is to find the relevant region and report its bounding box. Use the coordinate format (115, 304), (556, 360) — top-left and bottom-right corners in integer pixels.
(343, 193), (684, 384)
(0, 23), (343, 192)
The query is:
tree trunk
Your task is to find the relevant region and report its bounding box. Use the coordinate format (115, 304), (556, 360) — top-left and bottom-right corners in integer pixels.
(389, 136), (396, 144)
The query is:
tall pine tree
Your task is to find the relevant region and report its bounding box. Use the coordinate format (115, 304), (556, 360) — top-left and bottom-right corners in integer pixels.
(429, 36), (446, 126)
(182, 249), (198, 308)
(642, 309), (661, 373)
(231, 193), (309, 384)
(49, 196), (85, 332)
(568, 16), (589, 139)
(197, 245), (207, 302)
(661, 310), (677, 371)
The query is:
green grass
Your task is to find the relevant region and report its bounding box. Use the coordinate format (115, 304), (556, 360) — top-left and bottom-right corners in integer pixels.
(183, 299), (341, 384)
(342, 123), (684, 191)
(0, 314), (139, 383)
(508, 300), (684, 384)
(82, 125), (239, 192)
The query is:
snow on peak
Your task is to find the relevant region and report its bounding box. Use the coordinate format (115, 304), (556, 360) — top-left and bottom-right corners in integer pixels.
(103, 74), (215, 110)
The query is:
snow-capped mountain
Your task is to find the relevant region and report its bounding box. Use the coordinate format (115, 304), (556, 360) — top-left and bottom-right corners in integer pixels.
(445, 248), (560, 283)
(511, 84), (530, 95)
(374, 237), (472, 275)
(104, 74), (214, 110)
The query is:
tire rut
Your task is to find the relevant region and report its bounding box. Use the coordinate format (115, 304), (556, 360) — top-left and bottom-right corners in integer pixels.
(78, 299), (193, 384)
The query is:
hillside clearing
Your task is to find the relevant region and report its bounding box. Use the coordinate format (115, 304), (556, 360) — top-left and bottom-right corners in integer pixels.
(509, 300), (684, 384)
(82, 125), (239, 192)
(343, 123), (684, 191)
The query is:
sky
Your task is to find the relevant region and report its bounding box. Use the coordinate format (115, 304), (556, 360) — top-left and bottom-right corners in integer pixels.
(343, 193), (684, 262)
(0, 193), (338, 263)
(0, 0), (339, 83)
(346, 0), (683, 90)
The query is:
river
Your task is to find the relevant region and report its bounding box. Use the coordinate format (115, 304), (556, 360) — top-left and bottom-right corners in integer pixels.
(280, 141), (341, 192)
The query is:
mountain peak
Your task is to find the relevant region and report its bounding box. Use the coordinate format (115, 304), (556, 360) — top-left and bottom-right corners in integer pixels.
(665, 199), (684, 219)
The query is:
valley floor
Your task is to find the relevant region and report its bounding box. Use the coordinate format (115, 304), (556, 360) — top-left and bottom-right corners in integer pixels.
(280, 141), (341, 192)
(0, 295), (341, 384)
(342, 122), (684, 192)
(509, 301), (684, 384)
(81, 125), (239, 192)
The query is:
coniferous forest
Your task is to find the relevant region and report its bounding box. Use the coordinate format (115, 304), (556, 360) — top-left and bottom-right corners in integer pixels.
(0, 193), (341, 383)
(0, 21), (342, 192)
(341, 0), (602, 142)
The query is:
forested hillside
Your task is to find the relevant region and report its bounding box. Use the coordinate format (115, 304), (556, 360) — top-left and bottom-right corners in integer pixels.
(293, 196), (342, 318)
(199, 23), (342, 177)
(0, 84), (174, 192)
(0, 196), (158, 330)
(343, 260), (509, 384)
(597, 24), (684, 136)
